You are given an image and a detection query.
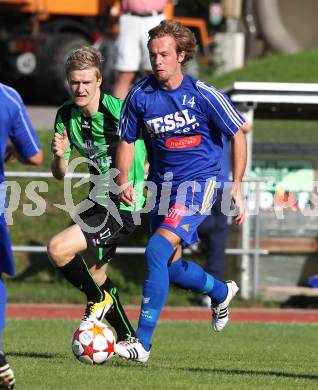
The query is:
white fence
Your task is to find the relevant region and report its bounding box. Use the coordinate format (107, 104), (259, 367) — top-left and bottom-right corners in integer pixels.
(5, 171), (267, 299)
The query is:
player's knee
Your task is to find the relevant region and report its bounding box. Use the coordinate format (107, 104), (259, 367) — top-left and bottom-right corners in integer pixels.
(168, 259), (187, 287)
(47, 236), (71, 267)
(145, 234), (174, 271)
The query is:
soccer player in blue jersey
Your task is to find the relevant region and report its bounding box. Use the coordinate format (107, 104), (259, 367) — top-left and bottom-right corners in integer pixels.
(0, 83), (43, 388)
(115, 20), (249, 362)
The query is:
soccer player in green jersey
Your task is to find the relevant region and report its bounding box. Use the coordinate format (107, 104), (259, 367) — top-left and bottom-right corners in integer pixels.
(47, 46), (146, 343)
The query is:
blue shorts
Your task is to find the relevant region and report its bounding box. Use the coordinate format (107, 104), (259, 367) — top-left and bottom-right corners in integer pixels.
(0, 215), (15, 276)
(150, 179), (219, 246)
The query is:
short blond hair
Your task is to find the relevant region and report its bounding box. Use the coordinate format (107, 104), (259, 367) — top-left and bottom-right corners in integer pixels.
(148, 20), (197, 65)
(65, 46), (103, 79)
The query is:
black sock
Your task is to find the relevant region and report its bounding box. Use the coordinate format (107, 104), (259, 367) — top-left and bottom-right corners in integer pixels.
(100, 278), (136, 341)
(58, 255), (104, 302)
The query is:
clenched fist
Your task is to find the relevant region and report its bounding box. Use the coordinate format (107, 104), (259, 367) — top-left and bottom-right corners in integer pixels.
(51, 129), (68, 158)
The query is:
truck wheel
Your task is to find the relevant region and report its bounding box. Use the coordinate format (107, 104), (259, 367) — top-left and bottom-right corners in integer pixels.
(37, 34), (89, 104)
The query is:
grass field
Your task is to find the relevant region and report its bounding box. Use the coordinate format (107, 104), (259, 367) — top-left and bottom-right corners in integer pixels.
(5, 49), (318, 305)
(4, 319), (318, 389)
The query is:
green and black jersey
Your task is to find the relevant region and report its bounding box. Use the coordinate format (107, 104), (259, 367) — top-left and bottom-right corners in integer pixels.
(54, 93), (146, 211)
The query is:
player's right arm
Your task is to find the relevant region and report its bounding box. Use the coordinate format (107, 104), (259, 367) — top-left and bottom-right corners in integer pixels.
(51, 106), (73, 180)
(51, 129), (69, 180)
(116, 84), (144, 205)
(116, 139), (136, 206)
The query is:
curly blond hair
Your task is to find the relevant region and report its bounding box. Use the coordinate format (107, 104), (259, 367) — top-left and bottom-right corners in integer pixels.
(148, 20), (197, 65)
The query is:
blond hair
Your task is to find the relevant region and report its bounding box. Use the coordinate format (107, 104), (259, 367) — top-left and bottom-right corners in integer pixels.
(65, 46), (103, 79)
(148, 20), (197, 64)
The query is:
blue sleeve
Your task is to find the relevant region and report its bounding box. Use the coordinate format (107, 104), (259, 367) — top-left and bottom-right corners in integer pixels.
(117, 88), (143, 143)
(8, 90), (41, 157)
(196, 81), (245, 136)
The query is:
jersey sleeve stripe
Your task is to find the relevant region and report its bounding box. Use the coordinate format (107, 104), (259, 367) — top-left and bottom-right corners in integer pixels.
(197, 81), (244, 125)
(197, 81), (244, 128)
(197, 81), (244, 130)
(118, 78), (148, 138)
(1, 85), (40, 152)
(196, 85), (236, 135)
(118, 94), (138, 137)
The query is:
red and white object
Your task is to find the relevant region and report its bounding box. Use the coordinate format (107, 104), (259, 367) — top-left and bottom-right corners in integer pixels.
(72, 321), (115, 364)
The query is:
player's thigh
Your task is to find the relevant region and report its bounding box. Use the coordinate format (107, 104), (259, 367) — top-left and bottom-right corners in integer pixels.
(82, 208), (135, 262)
(48, 224), (87, 259)
(115, 14), (141, 71)
(156, 227), (182, 248)
(151, 187), (218, 247)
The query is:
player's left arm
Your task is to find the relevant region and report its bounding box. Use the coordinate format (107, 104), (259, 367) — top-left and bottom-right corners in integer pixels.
(13, 147), (43, 166)
(116, 89), (143, 205)
(197, 82), (248, 223)
(9, 96), (43, 166)
(231, 127), (247, 225)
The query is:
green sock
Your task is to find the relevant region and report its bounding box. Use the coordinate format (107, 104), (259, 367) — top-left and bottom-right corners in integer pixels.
(58, 255), (104, 302)
(100, 278), (136, 341)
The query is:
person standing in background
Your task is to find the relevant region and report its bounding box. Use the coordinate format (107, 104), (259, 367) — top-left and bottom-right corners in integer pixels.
(198, 133), (231, 279)
(197, 133), (232, 307)
(199, 123), (250, 307)
(0, 83), (43, 389)
(113, 0), (167, 99)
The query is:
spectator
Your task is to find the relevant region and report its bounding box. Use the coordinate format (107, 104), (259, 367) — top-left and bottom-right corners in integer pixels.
(198, 133), (230, 276)
(113, 0), (167, 99)
(0, 83), (43, 389)
(198, 122), (250, 306)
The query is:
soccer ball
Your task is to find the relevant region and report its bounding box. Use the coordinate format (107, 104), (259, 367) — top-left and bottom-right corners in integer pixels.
(72, 321), (115, 364)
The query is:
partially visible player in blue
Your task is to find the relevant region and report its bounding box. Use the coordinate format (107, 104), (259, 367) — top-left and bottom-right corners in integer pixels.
(115, 20), (248, 362)
(0, 83), (43, 388)
(199, 133), (231, 283)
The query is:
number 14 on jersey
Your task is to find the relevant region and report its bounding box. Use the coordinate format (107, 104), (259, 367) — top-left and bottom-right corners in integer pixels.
(182, 95), (196, 108)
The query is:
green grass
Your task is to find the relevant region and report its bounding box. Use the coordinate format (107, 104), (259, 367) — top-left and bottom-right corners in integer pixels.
(4, 319), (318, 389)
(253, 120), (318, 144)
(203, 48), (318, 89)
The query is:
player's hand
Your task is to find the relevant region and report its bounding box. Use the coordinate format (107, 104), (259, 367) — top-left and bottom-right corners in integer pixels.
(117, 179), (136, 206)
(51, 129), (68, 158)
(231, 186), (245, 225)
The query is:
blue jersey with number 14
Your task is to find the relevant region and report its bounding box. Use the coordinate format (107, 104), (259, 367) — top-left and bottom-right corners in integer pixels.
(118, 73), (244, 188)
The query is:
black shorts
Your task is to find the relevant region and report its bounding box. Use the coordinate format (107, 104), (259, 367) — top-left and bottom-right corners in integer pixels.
(77, 203), (135, 262)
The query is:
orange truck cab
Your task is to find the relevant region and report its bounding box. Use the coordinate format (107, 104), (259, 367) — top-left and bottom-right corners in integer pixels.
(0, 0), (216, 102)
(0, 0), (116, 102)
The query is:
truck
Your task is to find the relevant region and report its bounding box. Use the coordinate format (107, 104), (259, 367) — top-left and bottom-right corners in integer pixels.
(0, 0), (217, 103)
(0, 0), (117, 103)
